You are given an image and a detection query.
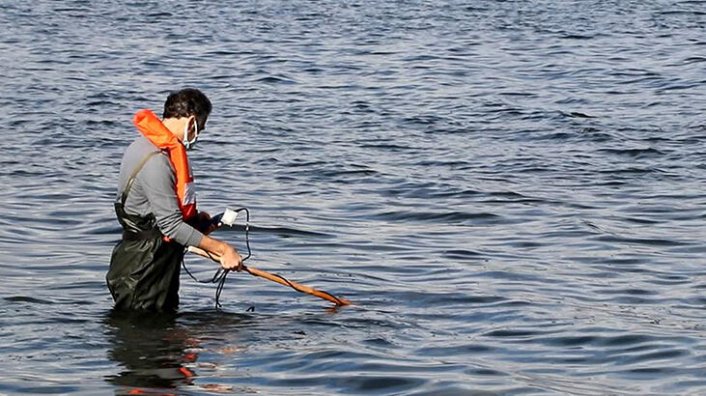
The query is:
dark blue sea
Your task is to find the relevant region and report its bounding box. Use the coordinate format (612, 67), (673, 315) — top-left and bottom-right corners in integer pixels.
(1, 1), (706, 394)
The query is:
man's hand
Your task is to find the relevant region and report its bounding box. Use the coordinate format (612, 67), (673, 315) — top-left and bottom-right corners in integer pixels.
(196, 235), (244, 271)
(219, 244), (243, 271)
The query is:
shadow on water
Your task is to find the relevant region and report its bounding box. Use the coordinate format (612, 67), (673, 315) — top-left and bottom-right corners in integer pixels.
(101, 307), (356, 395)
(102, 309), (250, 395)
(104, 310), (197, 393)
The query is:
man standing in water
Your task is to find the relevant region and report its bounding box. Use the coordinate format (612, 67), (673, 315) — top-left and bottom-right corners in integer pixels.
(107, 88), (242, 311)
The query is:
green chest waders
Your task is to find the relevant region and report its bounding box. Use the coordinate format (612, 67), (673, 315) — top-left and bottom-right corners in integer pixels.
(106, 151), (184, 312)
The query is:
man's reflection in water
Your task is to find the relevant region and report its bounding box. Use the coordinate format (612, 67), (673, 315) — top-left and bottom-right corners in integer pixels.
(103, 310), (199, 393)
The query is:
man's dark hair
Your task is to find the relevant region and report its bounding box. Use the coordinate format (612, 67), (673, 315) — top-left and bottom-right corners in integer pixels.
(163, 88), (212, 130)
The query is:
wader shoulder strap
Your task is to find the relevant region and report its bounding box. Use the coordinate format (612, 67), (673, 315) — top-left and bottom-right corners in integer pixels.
(120, 151), (162, 206)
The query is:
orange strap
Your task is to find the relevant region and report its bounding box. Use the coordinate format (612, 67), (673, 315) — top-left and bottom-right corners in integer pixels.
(133, 109), (197, 221)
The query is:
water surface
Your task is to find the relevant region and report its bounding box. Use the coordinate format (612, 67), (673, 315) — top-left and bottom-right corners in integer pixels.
(1, 1), (706, 394)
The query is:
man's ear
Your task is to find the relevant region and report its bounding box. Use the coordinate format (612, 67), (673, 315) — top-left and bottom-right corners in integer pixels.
(186, 116), (198, 135)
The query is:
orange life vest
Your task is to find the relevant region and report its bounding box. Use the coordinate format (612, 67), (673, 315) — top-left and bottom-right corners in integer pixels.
(133, 109), (197, 221)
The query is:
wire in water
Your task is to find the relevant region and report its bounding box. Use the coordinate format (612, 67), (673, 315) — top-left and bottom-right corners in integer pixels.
(182, 208), (251, 309)
(183, 207), (349, 308)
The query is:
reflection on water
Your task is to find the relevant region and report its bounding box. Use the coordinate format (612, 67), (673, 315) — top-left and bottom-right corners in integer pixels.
(104, 311), (197, 393)
(104, 310), (254, 394)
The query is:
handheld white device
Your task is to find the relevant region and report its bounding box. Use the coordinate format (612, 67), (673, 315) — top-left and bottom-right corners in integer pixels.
(219, 208), (238, 227)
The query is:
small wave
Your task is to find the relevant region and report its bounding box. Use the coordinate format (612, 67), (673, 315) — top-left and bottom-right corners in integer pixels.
(279, 159), (328, 168)
(442, 249), (484, 260)
(560, 33), (599, 40)
(483, 328), (554, 338)
(416, 293), (507, 307)
(318, 168), (379, 177)
(402, 115), (445, 125)
(615, 216), (660, 225)
(660, 9), (706, 16)
(598, 166), (663, 175)
(595, 234), (687, 247)
(562, 111), (596, 118)
(416, 159), (469, 168)
(255, 75), (297, 84)
(499, 91), (540, 98)
(682, 56), (706, 65)
(598, 147), (664, 158)
(360, 143), (413, 151)
(146, 12), (173, 18)
(85, 119), (118, 127)
(4, 296), (55, 304)
(373, 210), (502, 224)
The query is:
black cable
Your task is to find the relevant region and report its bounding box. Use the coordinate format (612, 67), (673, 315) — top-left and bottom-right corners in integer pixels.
(184, 208), (346, 307)
(182, 208), (251, 309)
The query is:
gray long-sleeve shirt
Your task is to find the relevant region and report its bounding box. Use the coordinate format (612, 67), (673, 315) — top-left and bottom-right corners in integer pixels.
(117, 136), (204, 247)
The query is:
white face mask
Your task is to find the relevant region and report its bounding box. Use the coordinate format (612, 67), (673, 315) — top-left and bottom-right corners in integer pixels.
(183, 119), (200, 150)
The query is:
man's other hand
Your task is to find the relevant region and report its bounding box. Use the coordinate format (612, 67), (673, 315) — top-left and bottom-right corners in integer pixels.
(220, 245), (243, 271)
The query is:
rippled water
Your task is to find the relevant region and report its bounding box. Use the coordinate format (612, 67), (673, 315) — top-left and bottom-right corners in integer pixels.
(1, 1), (706, 394)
